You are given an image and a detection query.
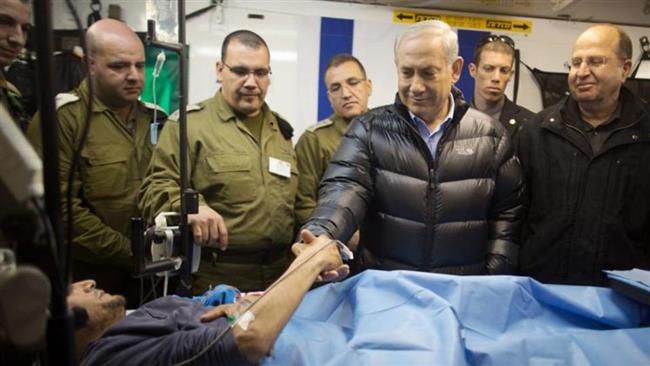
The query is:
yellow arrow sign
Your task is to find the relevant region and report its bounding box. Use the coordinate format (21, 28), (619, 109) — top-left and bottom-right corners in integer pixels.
(393, 10), (533, 34)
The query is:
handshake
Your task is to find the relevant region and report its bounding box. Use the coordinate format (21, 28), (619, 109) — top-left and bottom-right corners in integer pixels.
(290, 230), (351, 283)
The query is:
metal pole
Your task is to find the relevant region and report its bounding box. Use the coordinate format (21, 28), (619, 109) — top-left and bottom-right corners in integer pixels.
(145, 1), (192, 296)
(32, 0), (75, 364)
(177, 0), (193, 296)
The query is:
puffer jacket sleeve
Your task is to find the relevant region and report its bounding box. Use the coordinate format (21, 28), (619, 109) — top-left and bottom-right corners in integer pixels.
(485, 132), (525, 274)
(301, 116), (374, 242)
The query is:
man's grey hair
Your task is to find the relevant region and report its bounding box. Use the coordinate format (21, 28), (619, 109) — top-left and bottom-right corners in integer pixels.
(394, 20), (459, 66)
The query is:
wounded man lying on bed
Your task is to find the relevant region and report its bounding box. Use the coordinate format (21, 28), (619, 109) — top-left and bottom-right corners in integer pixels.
(67, 231), (348, 366)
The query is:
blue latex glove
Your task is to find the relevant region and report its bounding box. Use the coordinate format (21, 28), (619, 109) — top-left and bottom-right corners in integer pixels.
(192, 284), (240, 306)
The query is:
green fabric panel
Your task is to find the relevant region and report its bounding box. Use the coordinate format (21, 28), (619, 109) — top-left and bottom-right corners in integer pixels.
(141, 46), (189, 114)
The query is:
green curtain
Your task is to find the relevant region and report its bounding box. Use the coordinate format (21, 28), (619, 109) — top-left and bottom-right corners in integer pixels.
(141, 45), (189, 115)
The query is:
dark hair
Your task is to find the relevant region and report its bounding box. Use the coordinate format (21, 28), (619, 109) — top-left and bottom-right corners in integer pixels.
(325, 53), (367, 79)
(221, 29), (269, 63)
(614, 26), (633, 59)
(472, 35), (515, 66)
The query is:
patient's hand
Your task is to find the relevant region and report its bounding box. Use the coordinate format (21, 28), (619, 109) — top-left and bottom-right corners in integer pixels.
(199, 304), (237, 322)
(199, 294), (263, 323)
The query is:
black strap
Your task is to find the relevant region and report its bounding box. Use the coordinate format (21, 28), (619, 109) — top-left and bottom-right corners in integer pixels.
(272, 111), (294, 140)
(631, 36), (650, 79)
(513, 49), (521, 104)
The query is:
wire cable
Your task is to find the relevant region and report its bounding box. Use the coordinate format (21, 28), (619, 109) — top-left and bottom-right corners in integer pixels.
(152, 75), (157, 122)
(64, 0), (94, 287)
(30, 197), (59, 269)
(172, 240), (340, 366)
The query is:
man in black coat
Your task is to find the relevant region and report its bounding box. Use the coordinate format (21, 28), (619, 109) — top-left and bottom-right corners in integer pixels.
(296, 20), (524, 276)
(517, 24), (650, 286)
(468, 34), (535, 136)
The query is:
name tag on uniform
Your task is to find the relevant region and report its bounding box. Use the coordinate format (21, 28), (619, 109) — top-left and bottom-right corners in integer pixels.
(269, 157), (291, 178)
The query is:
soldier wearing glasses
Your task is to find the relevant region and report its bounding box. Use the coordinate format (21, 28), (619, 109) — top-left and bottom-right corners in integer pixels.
(517, 24), (650, 286)
(294, 54), (372, 233)
(140, 30), (297, 293)
(468, 34), (535, 136)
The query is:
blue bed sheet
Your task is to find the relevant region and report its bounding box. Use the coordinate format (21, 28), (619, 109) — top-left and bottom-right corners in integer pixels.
(263, 270), (650, 365)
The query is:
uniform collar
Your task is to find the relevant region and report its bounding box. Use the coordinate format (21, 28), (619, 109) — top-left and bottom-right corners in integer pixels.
(0, 70), (21, 95)
(213, 90), (278, 133)
(77, 78), (143, 115)
(213, 90), (272, 122)
(329, 113), (349, 135)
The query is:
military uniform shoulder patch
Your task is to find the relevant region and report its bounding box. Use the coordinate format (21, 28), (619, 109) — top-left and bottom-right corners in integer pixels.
(142, 101), (168, 120)
(306, 118), (334, 133)
(272, 111), (294, 140)
(55, 93), (80, 110)
(169, 103), (204, 121)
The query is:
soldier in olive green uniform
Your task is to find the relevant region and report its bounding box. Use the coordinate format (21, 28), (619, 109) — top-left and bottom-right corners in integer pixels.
(139, 30), (297, 293)
(0, 0), (31, 132)
(295, 54), (372, 227)
(26, 20), (162, 302)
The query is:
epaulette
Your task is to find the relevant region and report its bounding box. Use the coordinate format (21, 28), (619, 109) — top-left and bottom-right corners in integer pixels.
(55, 93), (80, 110)
(169, 103), (203, 121)
(272, 111), (293, 140)
(306, 118), (334, 133)
(141, 101), (168, 121)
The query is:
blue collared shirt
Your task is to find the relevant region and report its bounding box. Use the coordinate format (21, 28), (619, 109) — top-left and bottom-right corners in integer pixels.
(409, 94), (455, 159)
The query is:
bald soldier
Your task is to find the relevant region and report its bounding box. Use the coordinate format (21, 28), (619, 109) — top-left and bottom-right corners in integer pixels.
(294, 54), (372, 230)
(517, 24), (650, 285)
(140, 30), (297, 293)
(0, 0), (31, 131)
(27, 19), (165, 303)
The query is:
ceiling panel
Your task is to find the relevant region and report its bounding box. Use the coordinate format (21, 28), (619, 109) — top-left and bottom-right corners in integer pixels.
(329, 0), (650, 27)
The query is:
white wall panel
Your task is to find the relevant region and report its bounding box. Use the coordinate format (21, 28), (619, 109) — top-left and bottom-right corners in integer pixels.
(50, 0), (650, 142)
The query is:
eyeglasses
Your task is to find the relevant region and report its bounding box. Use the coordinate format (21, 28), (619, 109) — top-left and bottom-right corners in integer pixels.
(327, 78), (366, 95)
(476, 34), (515, 50)
(223, 62), (272, 79)
(564, 56), (614, 70)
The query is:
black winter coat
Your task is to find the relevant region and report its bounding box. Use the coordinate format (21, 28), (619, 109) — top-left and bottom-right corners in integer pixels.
(517, 87), (650, 285)
(304, 93), (524, 274)
(499, 97), (536, 137)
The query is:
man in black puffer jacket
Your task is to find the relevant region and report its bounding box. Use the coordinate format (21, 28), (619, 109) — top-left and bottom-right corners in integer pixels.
(298, 20), (524, 275)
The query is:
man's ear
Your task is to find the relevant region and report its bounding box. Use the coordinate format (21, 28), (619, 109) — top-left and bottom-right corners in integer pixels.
(621, 58), (633, 80)
(71, 306), (89, 330)
(216, 61), (224, 83)
(327, 91), (335, 107)
(451, 56), (464, 83)
(87, 56), (96, 75)
(468, 62), (477, 79)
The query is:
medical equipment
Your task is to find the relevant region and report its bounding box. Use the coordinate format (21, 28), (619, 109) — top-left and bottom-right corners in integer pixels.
(145, 17), (195, 297)
(149, 50), (166, 145)
(131, 211), (201, 296)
